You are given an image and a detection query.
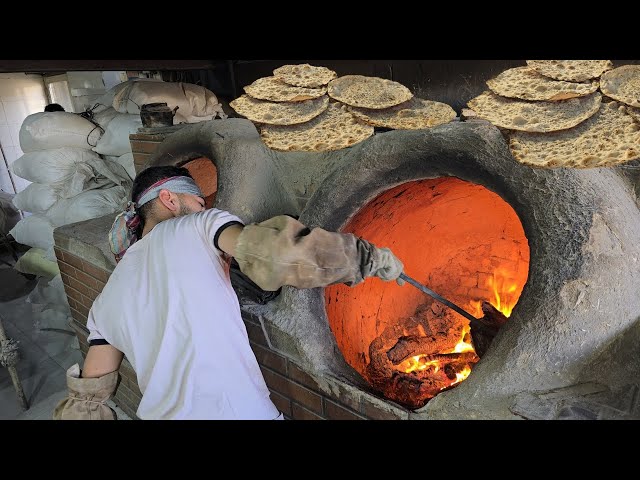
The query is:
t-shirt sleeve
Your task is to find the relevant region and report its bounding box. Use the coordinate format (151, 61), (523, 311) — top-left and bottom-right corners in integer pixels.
(86, 308), (110, 346)
(192, 208), (244, 253)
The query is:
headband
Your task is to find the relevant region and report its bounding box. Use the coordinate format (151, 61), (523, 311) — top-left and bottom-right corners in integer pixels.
(109, 176), (203, 262)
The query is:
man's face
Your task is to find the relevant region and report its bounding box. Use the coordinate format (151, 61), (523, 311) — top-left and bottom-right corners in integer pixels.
(177, 193), (206, 216)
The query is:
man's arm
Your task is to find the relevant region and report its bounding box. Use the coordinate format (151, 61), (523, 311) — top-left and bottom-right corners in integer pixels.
(217, 223), (243, 257)
(53, 344), (124, 420)
(223, 215), (404, 291)
(82, 344), (124, 378)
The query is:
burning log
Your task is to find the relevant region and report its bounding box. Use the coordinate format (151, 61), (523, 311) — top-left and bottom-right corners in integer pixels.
(386, 335), (452, 364)
(470, 301), (509, 357)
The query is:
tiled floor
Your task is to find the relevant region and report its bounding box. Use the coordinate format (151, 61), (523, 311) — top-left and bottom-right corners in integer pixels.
(0, 250), (130, 420)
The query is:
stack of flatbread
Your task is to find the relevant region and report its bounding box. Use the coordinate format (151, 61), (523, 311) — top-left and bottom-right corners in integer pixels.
(230, 64), (457, 152)
(466, 60), (640, 168)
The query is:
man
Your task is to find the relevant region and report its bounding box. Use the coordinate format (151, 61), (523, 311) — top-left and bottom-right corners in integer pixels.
(44, 103), (65, 112)
(54, 165), (404, 420)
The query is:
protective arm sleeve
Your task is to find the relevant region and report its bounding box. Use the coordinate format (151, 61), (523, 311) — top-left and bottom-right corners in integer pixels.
(53, 364), (119, 420)
(233, 215), (404, 291)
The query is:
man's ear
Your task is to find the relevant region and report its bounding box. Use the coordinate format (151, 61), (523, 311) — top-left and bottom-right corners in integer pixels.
(157, 189), (179, 212)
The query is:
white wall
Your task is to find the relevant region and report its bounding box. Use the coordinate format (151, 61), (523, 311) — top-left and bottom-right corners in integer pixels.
(0, 73), (48, 194)
(66, 71), (106, 113)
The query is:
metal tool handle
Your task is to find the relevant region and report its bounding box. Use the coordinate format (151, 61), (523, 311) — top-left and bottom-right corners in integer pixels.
(399, 272), (497, 334)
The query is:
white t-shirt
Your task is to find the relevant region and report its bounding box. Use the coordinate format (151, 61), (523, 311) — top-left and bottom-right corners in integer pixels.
(87, 208), (280, 420)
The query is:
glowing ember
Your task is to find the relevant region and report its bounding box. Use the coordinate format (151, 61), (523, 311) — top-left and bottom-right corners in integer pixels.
(396, 324), (475, 390)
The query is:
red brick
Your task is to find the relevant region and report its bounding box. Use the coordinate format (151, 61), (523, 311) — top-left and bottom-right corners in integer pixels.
(60, 272), (71, 288)
(57, 261), (77, 279)
(75, 269), (99, 291)
(130, 140), (161, 154)
(64, 252), (84, 270)
(82, 262), (112, 284)
(83, 287), (101, 303)
(251, 343), (287, 375)
(64, 285), (84, 306)
(325, 399), (366, 420)
(288, 362), (322, 393)
(269, 389), (292, 418)
(68, 277), (89, 296)
(245, 322), (267, 346)
(53, 247), (65, 262)
(70, 307), (87, 325)
(133, 152), (150, 167)
(129, 133), (166, 142)
(291, 403), (324, 420)
(75, 301), (90, 318)
(261, 368), (322, 414)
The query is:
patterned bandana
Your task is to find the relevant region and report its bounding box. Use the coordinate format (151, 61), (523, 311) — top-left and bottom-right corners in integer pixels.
(108, 176), (203, 262)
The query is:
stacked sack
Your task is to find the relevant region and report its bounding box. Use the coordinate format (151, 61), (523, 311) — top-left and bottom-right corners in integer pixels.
(93, 78), (227, 180)
(8, 109), (131, 273)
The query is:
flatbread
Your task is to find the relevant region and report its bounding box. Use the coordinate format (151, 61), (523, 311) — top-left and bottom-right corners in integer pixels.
(259, 102), (374, 152)
(526, 60), (614, 82)
(626, 105), (640, 123)
(229, 94), (329, 125)
(327, 75), (413, 109)
(244, 76), (326, 102)
(487, 66), (598, 101)
(467, 90), (601, 132)
(273, 64), (337, 88)
(508, 101), (640, 168)
(348, 97), (456, 130)
(600, 65), (640, 108)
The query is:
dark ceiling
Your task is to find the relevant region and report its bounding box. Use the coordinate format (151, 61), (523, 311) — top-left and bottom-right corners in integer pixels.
(0, 60), (221, 73)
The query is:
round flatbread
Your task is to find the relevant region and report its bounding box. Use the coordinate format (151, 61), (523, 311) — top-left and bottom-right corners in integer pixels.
(626, 105), (640, 123)
(327, 75), (413, 109)
(244, 76), (326, 102)
(487, 66), (598, 101)
(348, 97), (456, 130)
(600, 65), (640, 108)
(273, 64), (337, 88)
(467, 90), (601, 132)
(259, 102), (374, 152)
(526, 60), (613, 82)
(229, 94), (329, 125)
(508, 101), (640, 168)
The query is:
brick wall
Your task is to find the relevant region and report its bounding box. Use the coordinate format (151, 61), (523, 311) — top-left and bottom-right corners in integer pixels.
(129, 132), (168, 176)
(55, 241), (410, 420)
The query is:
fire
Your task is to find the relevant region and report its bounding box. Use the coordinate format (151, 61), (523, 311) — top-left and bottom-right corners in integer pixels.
(450, 365), (472, 385)
(470, 268), (519, 318)
(399, 325), (475, 389)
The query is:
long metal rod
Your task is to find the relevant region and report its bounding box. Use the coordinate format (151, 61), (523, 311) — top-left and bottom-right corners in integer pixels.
(399, 272), (495, 333)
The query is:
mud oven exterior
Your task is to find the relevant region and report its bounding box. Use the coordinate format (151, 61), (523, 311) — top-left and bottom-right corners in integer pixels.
(53, 118), (640, 420)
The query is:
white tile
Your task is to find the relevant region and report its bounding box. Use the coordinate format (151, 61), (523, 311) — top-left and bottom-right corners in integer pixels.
(3, 145), (20, 163)
(0, 164), (15, 193)
(0, 102), (6, 125)
(0, 124), (12, 147)
(8, 123), (21, 147)
(0, 76), (47, 102)
(2, 100), (30, 124)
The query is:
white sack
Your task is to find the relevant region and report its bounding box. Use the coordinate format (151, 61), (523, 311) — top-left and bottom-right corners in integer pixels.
(46, 185), (127, 227)
(113, 80), (225, 119)
(9, 214), (55, 250)
(19, 112), (103, 152)
(92, 113), (142, 157)
(12, 183), (60, 213)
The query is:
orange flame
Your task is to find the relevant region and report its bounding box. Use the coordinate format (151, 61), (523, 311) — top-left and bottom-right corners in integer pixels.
(399, 325), (475, 375)
(469, 268), (519, 318)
